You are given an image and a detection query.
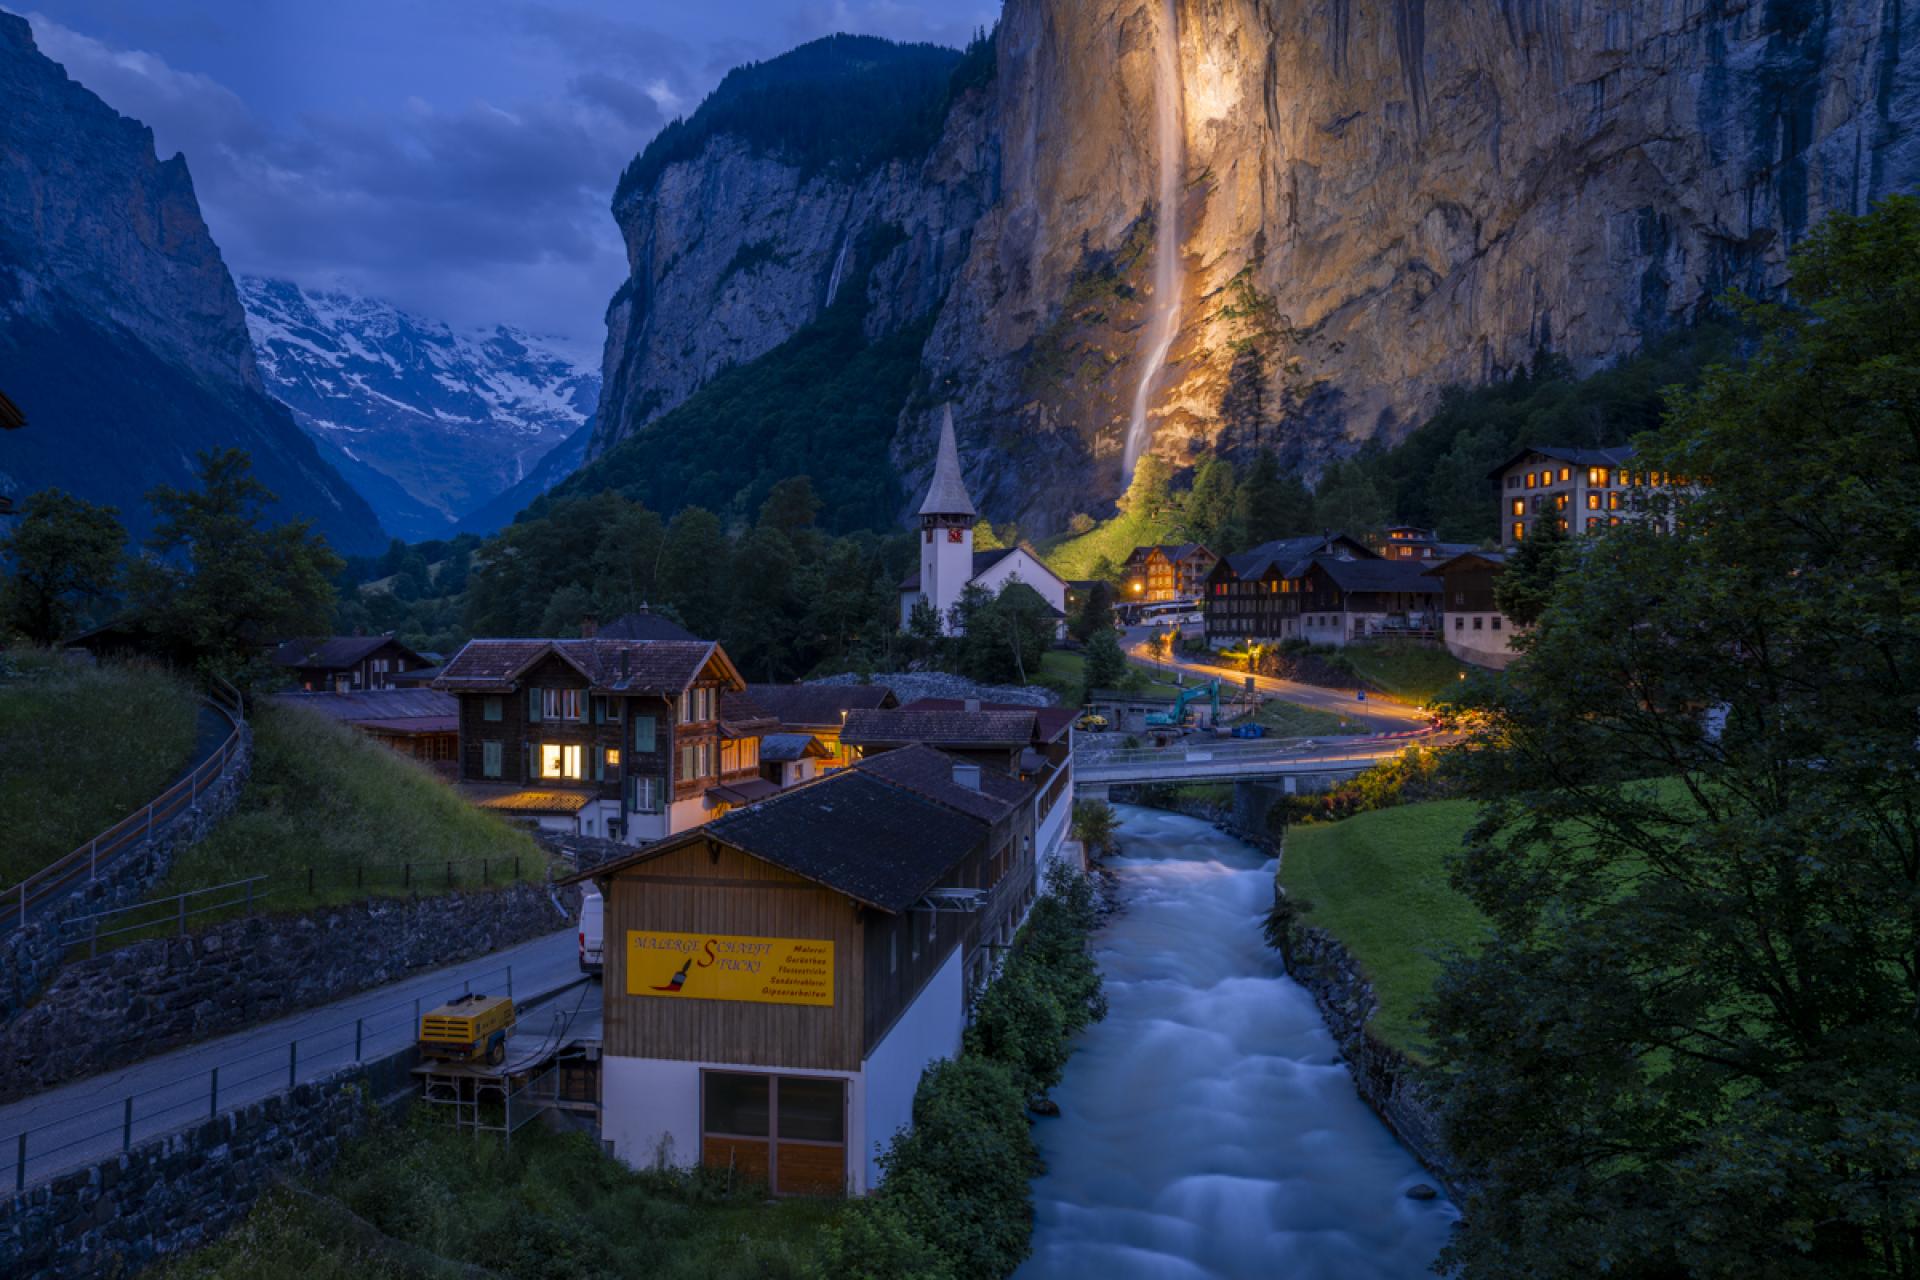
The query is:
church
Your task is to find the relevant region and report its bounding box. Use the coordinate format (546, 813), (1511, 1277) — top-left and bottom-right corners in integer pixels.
(897, 406), (1068, 634)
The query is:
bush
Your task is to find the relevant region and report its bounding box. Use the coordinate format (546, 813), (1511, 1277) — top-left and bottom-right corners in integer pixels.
(1286, 745), (1455, 824)
(1071, 799), (1118, 857)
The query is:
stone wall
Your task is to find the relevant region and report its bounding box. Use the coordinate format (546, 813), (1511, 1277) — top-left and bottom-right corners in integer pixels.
(0, 880), (579, 1103)
(1276, 918), (1456, 1191)
(0, 716), (253, 1022)
(0, 1048), (416, 1279)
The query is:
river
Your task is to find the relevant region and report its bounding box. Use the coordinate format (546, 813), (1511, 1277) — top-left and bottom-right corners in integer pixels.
(1016, 805), (1456, 1279)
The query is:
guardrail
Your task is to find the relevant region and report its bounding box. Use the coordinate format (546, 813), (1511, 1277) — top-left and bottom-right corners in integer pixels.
(3, 678), (246, 932)
(3, 963), (519, 1192)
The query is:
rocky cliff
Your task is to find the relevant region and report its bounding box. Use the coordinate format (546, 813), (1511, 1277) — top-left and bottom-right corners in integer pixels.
(597, 0), (1920, 535)
(0, 12), (383, 554)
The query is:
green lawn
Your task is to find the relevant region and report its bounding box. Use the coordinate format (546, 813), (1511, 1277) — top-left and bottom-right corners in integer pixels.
(0, 651), (199, 886)
(135, 703), (545, 932)
(1251, 699), (1365, 737)
(1278, 798), (1486, 1057)
(159, 1112), (839, 1280)
(1037, 649), (1184, 704)
(1340, 644), (1469, 703)
(1035, 509), (1181, 581)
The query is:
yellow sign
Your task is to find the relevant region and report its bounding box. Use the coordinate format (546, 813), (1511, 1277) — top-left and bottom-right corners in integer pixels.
(626, 932), (834, 1006)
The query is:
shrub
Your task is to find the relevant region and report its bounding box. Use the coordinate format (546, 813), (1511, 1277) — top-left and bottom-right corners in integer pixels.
(1071, 798), (1118, 857)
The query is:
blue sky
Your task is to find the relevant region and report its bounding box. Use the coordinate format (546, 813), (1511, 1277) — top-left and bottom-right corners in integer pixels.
(19, 1), (998, 354)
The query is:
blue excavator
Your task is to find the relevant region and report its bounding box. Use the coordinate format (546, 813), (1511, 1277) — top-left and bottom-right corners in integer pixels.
(1145, 679), (1220, 729)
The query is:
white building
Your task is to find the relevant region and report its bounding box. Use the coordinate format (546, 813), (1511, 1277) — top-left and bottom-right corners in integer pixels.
(897, 405), (1067, 633)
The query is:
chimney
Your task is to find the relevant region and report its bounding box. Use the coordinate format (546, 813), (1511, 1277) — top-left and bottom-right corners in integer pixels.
(619, 650), (630, 683)
(580, 615), (599, 638)
(952, 762), (982, 792)
(963, 698), (981, 713)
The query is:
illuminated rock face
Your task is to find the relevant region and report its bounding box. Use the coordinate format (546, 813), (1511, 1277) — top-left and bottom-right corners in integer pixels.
(602, 0), (1920, 533)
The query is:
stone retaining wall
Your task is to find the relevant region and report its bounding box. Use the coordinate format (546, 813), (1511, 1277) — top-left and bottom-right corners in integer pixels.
(0, 717), (253, 1022)
(0, 1048), (416, 1279)
(0, 880), (579, 1103)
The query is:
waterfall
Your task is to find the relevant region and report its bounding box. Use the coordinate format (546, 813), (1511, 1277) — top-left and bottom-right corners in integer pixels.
(824, 233), (852, 307)
(1122, 0), (1187, 483)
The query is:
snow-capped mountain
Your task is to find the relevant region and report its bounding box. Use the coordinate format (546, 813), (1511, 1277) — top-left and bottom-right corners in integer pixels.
(239, 277), (599, 541)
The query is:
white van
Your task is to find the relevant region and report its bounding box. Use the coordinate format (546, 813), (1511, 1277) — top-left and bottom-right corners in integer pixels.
(578, 888), (604, 976)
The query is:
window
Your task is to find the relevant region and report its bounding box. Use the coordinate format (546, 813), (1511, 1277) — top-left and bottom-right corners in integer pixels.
(1587, 517), (1601, 531)
(538, 743), (583, 780)
(1455, 616), (1464, 631)
(633, 713), (656, 753)
(540, 688), (583, 721)
(1525, 471), (1537, 488)
(1511, 522), (1525, 541)
(678, 688), (713, 723)
(596, 746), (622, 781)
(1473, 617), (1483, 631)
(592, 696), (621, 724)
(1510, 499), (1524, 516)
(482, 740), (503, 778)
(1557, 518), (1570, 533)
(1558, 466), (1571, 482)
(1586, 492), (1600, 510)
(1491, 617), (1502, 631)
(1587, 467), (1607, 486)
(1609, 490), (1622, 510)
(482, 696), (502, 722)
(630, 774), (663, 813)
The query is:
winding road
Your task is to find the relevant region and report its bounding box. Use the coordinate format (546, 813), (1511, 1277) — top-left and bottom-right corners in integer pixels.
(1122, 627), (1432, 734)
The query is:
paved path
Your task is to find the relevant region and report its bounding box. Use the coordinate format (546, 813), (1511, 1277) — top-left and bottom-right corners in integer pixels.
(1, 927), (581, 1189)
(1122, 628), (1430, 734)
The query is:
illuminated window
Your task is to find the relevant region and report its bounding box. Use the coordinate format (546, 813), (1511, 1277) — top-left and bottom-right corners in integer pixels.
(1587, 492), (1600, 510)
(1587, 467), (1606, 486)
(1558, 467), (1571, 482)
(1608, 491), (1621, 510)
(1586, 517), (1601, 531)
(1554, 493), (1569, 510)
(539, 743), (583, 780)
(1509, 499), (1524, 517)
(1557, 518), (1569, 532)
(1616, 469), (1629, 486)
(1609, 516), (1622, 526)
(1525, 471), (1537, 488)
(1511, 521), (1525, 541)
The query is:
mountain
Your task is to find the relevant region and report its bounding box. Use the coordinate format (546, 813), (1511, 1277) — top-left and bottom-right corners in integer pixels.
(588, 2), (1920, 536)
(452, 418), (593, 537)
(240, 278), (600, 540)
(0, 12), (384, 556)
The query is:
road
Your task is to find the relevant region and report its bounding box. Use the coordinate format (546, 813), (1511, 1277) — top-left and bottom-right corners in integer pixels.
(0, 926), (582, 1190)
(1121, 627), (1430, 733)
(1076, 735), (1424, 786)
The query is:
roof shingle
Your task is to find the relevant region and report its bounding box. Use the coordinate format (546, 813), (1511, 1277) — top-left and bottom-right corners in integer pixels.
(434, 639), (732, 696)
(747, 682), (899, 728)
(841, 707), (1037, 749)
(853, 744), (1032, 823)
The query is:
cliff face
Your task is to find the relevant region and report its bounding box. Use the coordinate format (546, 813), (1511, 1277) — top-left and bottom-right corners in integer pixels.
(600, 0), (1920, 534)
(0, 12), (384, 554)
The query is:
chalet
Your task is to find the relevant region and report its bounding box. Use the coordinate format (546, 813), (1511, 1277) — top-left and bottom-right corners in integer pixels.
(270, 687), (459, 770)
(897, 406), (1069, 634)
(1201, 534), (1374, 648)
(1121, 543), (1218, 602)
(842, 699), (1078, 879)
(1296, 557), (1443, 646)
(759, 733), (832, 788)
(1426, 550), (1522, 669)
(433, 637), (773, 844)
(1488, 444), (1694, 546)
(1370, 525), (1477, 563)
(563, 757), (1036, 1194)
(746, 683), (898, 771)
(274, 634), (430, 692)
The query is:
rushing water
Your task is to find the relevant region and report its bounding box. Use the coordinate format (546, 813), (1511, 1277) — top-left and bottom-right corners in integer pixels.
(1122, 0), (1186, 482)
(1017, 806), (1456, 1280)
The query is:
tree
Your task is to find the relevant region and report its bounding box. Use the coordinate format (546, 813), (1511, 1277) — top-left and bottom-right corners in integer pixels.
(904, 596), (944, 663)
(657, 506), (729, 638)
(972, 519), (1006, 551)
(1068, 579), (1115, 644)
(1310, 459), (1388, 536)
(1067, 512), (1096, 535)
(1492, 508), (1570, 627)
(1181, 456), (1238, 546)
(1429, 197), (1920, 1279)
(1081, 625), (1125, 700)
(0, 490), (125, 644)
(132, 448), (342, 680)
(1236, 449), (1313, 544)
(1118, 454), (1173, 522)
(952, 581), (1052, 684)
(757, 474), (821, 538)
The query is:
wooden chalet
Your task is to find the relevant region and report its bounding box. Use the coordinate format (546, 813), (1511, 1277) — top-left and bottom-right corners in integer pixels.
(564, 757), (1035, 1194)
(746, 683), (899, 771)
(274, 634), (430, 692)
(1426, 550), (1521, 669)
(1201, 533), (1374, 648)
(1122, 543), (1219, 603)
(433, 637), (775, 845)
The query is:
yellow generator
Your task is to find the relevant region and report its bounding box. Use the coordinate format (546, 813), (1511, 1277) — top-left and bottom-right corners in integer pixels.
(419, 993), (515, 1066)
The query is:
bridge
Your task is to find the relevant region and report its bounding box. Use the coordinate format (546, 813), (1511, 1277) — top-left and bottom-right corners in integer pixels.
(1074, 729), (1439, 792)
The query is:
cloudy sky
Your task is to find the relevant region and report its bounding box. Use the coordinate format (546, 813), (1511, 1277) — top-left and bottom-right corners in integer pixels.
(21, 1), (998, 356)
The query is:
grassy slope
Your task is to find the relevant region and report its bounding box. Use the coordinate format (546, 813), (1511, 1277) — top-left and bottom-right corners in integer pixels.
(1277, 799), (1486, 1057)
(1253, 699), (1365, 737)
(159, 1114), (838, 1280)
(0, 652), (198, 885)
(1340, 644), (1469, 703)
(159, 703), (543, 912)
(1036, 508), (1181, 582)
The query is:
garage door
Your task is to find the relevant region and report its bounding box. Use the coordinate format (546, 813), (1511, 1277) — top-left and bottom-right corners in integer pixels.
(701, 1071), (847, 1196)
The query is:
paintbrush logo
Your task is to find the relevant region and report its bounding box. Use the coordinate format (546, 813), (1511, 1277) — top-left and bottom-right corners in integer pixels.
(651, 958), (691, 993)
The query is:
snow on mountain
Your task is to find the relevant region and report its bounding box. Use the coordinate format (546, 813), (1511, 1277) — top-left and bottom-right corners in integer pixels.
(239, 277), (599, 541)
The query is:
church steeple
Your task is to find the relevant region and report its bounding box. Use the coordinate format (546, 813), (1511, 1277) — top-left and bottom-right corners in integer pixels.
(917, 404), (976, 518)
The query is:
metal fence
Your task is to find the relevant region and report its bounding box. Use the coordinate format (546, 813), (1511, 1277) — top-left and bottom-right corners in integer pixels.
(3, 963), (519, 1192)
(3, 679), (245, 932)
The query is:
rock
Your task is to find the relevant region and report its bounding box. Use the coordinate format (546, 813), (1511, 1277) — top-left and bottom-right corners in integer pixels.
(1406, 1183), (1439, 1201)
(1029, 1096), (1062, 1117)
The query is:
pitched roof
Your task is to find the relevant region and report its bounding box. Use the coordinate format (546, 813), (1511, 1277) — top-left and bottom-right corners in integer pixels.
(719, 690), (780, 738)
(434, 638), (737, 696)
(566, 769), (987, 913)
(1486, 443), (1636, 480)
(1306, 554), (1444, 594)
(898, 546), (1016, 591)
(853, 744), (1033, 823)
(270, 688), (457, 725)
(899, 697), (1075, 744)
(1218, 534), (1376, 582)
(272, 634), (420, 671)
(760, 732), (831, 762)
(841, 707), (1037, 749)
(1424, 550), (1511, 576)
(916, 403), (977, 518)
(0, 389), (23, 431)
(595, 610), (699, 642)
(747, 682), (899, 728)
